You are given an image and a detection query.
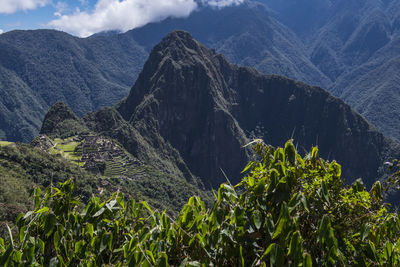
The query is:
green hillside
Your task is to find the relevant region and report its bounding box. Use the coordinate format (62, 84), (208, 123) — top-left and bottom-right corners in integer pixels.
(0, 134), (212, 240)
(1, 140), (400, 265)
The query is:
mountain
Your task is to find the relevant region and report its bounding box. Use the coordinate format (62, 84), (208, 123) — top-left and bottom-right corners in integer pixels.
(0, 30), (147, 142)
(0, 98), (213, 233)
(37, 102), (211, 211)
(0, 2), (330, 142)
(2, 30), (399, 230)
(127, 1), (330, 87)
(2, 0), (400, 164)
(122, 30), (400, 188)
(40, 30), (399, 189)
(262, 0), (400, 141)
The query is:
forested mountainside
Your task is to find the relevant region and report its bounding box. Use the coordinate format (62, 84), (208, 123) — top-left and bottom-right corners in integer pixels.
(0, 2), (329, 142)
(0, 102), (211, 236)
(40, 31), (400, 190)
(261, 0), (400, 140)
(1, 1), (400, 144)
(0, 30), (147, 141)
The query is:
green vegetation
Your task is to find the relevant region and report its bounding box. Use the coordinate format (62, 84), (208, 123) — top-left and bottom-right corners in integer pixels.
(1, 140), (399, 266)
(49, 137), (83, 166)
(0, 142), (99, 242)
(0, 141), (13, 147)
(0, 134), (212, 228)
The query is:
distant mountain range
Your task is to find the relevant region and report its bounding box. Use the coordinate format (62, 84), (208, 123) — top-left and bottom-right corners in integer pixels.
(1, 0), (400, 143)
(263, 0), (400, 140)
(0, 1), (328, 142)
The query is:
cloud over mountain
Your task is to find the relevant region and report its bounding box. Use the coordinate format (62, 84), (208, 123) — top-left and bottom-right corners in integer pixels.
(48, 0), (244, 37)
(0, 0), (49, 14)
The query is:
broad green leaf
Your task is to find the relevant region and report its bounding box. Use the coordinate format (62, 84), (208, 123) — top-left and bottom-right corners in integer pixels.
(241, 161), (254, 173)
(0, 237), (5, 252)
(361, 224), (370, 242)
(288, 231), (302, 261)
(75, 240), (85, 254)
(252, 210), (262, 230)
(23, 211), (34, 220)
(303, 253), (312, 267)
(53, 231), (60, 252)
(142, 201), (153, 213)
(93, 207), (105, 217)
(86, 223), (94, 239)
(35, 207), (49, 214)
(262, 243), (285, 266)
(12, 250), (22, 262)
(284, 140), (296, 165)
(44, 214), (57, 237)
(38, 239), (45, 254)
(19, 225), (27, 243)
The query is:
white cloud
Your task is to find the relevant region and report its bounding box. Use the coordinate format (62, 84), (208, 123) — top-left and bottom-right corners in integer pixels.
(0, 0), (50, 14)
(202, 0), (244, 8)
(0, 29), (3, 34)
(53, 1), (69, 17)
(48, 0), (198, 37)
(48, 0), (244, 37)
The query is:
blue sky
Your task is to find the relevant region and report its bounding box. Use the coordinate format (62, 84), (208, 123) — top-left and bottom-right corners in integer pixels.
(0, 0), (244, 37)
(0, 1), (92, 32)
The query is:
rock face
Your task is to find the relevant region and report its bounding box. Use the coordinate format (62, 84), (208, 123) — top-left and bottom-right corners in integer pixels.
(117, 30), (400, 188)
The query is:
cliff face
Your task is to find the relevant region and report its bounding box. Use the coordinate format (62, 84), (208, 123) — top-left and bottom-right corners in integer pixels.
(118, 30), (399, 188)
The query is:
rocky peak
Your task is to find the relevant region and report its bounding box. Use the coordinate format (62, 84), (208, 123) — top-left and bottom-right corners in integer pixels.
(118, 30), (249, 187)
(117, 30), (400, 188)
(40, 102), (89, 138)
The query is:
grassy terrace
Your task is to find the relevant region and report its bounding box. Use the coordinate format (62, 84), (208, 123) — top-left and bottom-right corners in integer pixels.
(49, 137), (84, 166)
(0, 141), (13, 147)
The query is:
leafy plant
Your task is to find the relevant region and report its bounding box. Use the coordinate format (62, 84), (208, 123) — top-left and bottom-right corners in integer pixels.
(1, 140), (400, 266)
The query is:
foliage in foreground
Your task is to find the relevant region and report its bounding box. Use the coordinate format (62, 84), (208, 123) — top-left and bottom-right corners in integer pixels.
(1, 140), (400, 266)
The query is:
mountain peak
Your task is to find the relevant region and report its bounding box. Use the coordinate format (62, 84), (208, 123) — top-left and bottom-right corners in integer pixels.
(155, 30), (199, 52)
(150, 30), (217, 64)
(40, 102), (89, 138)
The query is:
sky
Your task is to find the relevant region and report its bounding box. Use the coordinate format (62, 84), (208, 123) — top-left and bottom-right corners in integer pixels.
(0, 0), (244, 37)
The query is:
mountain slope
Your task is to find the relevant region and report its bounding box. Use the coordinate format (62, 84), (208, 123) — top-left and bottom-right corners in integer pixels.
(117, 30), (399, 188)
(0, 30), (147, 142)
(0, 2), (333, 143)
(127, 2), (330, 87)
(262, 0), (400, 141)
(36, 101), (210, 211)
